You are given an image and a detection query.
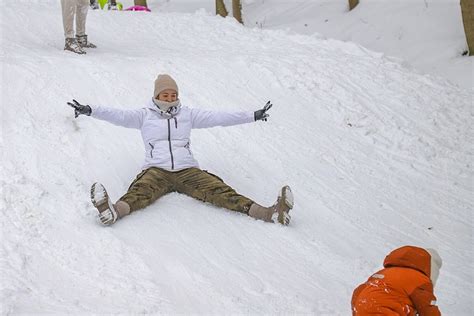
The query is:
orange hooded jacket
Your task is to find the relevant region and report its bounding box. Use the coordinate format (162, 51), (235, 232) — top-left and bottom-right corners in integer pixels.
(351, 246), (441, 316)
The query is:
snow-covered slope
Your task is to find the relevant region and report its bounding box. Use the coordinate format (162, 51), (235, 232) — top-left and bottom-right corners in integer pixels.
(242, 0), (474, 91)
(1, 1), (473, 314)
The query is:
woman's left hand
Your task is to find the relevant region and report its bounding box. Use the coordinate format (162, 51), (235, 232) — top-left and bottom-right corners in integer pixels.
(254, 101), (273, 121)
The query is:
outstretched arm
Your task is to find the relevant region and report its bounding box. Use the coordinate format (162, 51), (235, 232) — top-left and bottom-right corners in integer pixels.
(191, 101), (273, 129)
(67, 99), (144, 129)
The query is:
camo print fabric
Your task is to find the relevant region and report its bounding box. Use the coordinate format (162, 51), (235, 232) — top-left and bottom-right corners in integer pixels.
(120, 167), (254, 214)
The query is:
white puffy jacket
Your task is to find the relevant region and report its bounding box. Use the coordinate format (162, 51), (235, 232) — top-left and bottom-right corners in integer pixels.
(90, 101), (254, 171)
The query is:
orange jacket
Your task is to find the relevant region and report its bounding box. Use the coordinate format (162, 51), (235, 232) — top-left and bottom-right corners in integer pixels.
(351, 246), (441, 316)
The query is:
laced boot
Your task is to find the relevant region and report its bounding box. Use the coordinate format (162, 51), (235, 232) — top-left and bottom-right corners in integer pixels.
(64, 38), (86, 54)
(76, 34), (97, 49)
(91, 183), (131, 226)
(249, 186), (294, 225)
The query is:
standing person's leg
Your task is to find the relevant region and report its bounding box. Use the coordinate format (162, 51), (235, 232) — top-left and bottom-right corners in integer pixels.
(175, 168), (254, 214)
(60, 0), (75, 39)
(75, 0), (97, 48)
(75, 0), (89, 36)
(61, 0), (85, 54)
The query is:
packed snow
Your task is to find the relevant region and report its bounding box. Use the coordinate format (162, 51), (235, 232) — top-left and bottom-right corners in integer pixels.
(1, 0), (472, 315)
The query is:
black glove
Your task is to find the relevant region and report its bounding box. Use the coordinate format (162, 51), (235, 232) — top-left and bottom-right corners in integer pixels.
(67, 99), (91, 118)
(254, 101), (273, 121)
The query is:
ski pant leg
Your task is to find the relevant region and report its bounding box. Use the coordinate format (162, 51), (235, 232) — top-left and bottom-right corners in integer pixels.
(75, 0), (90, 36)
(175, 168), (254, 214)
(60, 0), (76, 38)
(119, 167), (174, 212)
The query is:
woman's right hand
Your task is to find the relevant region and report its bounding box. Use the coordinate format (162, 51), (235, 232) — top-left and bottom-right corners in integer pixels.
(67, 99), (91, 118)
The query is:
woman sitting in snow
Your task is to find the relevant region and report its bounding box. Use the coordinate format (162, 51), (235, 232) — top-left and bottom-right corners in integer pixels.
(351, 245), (442, 316)
(67, 74), (293, 226)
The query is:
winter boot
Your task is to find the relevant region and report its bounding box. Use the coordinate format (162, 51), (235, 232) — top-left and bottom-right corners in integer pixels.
(90, 0), (99, 9)
(64, 38), (86, 54)
(91, 183), (131, 226)
(249, 185), (294, 225)
(107, 1), (118, 10)
(76, 34), (97, 49)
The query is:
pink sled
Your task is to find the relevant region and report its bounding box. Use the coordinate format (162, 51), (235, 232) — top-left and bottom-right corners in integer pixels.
(124, 5), (151, 12)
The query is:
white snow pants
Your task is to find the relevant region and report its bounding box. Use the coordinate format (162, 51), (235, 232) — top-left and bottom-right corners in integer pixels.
(60, 0), (89, 39)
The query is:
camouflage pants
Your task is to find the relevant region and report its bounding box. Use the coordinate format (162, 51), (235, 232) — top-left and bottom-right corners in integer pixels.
(119, 167), (254, 214)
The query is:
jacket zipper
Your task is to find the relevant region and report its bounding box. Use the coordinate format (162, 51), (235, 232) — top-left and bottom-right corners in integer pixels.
(167, 119), (174, 170)
(149, 142), (154, 158)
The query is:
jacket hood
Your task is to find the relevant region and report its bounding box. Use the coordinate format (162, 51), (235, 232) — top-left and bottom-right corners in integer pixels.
(426, 248), (442, 286)
(383, 245), (432, 278)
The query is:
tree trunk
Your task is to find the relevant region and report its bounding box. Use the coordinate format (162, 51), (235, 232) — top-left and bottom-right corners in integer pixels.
(216, 0), (228, 18)
(461, 0), (474, 55)
(348, 0), (359, 11)
(232, 0), (243, 24)
(134, 0), (147, 7)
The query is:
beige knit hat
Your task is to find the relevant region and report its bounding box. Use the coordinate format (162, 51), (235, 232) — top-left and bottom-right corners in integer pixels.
(153, 74), (179, 99)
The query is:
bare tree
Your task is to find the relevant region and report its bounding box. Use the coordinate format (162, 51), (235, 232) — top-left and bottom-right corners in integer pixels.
(348, 0), (359, 11)
(461, 0), (474, 55)
(134, 0), (147, 7)
(216, 0), (228, 18)
(216, 0), (244, 24)
(232, 0), (243, 24)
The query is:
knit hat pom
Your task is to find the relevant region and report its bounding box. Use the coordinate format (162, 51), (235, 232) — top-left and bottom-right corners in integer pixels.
(154, 74), (178, 99)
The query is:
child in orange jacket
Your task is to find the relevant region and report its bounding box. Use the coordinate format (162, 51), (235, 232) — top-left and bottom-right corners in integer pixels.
(351, 245), (442, 316)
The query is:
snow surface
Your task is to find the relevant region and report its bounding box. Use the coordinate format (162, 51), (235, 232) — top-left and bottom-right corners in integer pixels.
(1, 0), (473, 315)
(148, 0), (474, 90)
(242, 0), (474, 91)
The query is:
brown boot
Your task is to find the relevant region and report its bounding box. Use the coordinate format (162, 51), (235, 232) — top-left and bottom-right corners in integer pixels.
(91, 183), (128, 226)
(64, 38), (86, 54)
(249, 186), (294, 225)
(76, 34), (97, 48)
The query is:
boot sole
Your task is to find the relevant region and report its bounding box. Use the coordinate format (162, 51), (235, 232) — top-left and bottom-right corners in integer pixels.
(277, 185), (293, 225)
(64, 48), (86, 54)
(281, 185), (294, 209)
(91, 182), (117, 225)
